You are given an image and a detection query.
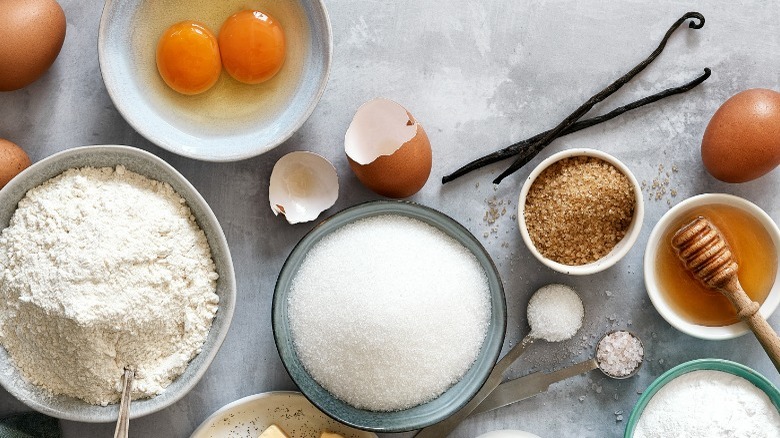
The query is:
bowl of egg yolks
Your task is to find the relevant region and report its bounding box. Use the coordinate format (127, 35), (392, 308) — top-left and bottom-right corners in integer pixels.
(98, 1), (331, 161)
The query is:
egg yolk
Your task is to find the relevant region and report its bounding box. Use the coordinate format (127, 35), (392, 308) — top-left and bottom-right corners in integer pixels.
(156, 21), (222, 95)
(218, 10), (286, 84)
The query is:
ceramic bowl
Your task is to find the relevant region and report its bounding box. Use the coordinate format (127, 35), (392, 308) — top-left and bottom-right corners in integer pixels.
(98, 1), (332, 162)
(190, 391), (378, 438)
(517, 148), (644, 275)
(272, 201), (507, 432)
(644, 193), (780, 340)
(0, 145), (236, 422)
(624, 358), (780, 437)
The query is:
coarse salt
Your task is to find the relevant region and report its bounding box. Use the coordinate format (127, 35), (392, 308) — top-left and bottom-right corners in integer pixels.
(596, 330), (643, 378)
(527, 284), (583, 342)
(288, 214), (491, 412)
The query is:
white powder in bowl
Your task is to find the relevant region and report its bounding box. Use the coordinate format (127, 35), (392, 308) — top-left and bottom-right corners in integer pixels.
(0, 166), (219, 406)
(527, 284), (583, 342)
(634, 369), (780, 438)
(287, 214), (491, 412)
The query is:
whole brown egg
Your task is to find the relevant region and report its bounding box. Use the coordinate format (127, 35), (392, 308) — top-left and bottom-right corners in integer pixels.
(0, 139), (31, 188)
(701, 89), (780, 183)
(0, 0), (66, 91)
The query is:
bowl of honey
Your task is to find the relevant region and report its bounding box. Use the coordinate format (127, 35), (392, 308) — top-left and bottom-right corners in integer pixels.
(644, 193), (780, 340)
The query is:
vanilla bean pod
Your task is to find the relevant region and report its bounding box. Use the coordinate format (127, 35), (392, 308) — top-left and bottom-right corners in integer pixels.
(441, 67), (710, 184)
(491, 11), (705, 185)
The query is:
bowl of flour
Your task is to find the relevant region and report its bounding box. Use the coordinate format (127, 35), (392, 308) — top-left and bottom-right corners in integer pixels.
(273, 201), (506, 432)
(0, 145), (236, 422)
(625, 358), (780, 437)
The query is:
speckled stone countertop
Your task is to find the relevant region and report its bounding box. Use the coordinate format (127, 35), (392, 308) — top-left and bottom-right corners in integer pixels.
(1, 1), (778, 437)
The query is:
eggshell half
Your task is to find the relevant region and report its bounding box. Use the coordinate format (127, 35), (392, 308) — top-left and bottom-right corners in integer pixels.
(0, 0), (67, 91)
(345, 98), (432, 198)
(701, 88), (780, 183)
(269, 151), (339, 224)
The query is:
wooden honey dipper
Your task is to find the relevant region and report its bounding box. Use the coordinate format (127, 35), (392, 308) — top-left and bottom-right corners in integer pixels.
(672, 216), (780, 372)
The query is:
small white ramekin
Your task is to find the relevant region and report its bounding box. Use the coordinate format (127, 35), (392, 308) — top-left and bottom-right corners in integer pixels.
(517, 148), (644, 275)
(643, 193), (780, 340)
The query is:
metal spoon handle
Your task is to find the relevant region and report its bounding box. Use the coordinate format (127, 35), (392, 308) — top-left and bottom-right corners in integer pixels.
(113, 368), (134, 438)
(415, 335), (533, 438)
(471, 358), (599, 415)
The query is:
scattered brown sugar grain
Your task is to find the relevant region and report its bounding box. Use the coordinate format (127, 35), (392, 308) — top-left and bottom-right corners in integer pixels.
(524, 156), (635, 265)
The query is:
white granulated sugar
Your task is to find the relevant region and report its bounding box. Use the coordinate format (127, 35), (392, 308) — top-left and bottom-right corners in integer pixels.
(0, 166), (219, 406)
(527, 284), (583, 342)
(634, 370), (780, 438)
(288, 214), (491, 412)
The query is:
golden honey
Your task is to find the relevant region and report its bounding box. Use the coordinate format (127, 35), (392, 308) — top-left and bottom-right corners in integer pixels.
(655, 203), (777, 326)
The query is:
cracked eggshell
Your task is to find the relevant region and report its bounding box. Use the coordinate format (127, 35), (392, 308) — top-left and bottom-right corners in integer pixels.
(345, 98), (432, 198)
(269, 151), (339, 224)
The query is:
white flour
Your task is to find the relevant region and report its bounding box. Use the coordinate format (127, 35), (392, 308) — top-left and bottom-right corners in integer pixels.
(0, 166), (219, 405)
(634, 369), (780, 438)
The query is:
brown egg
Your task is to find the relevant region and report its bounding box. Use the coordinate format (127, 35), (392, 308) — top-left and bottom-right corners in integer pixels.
(0, 139), (32, 188)
(345, 98), (432, 198)
(701, 88), (780, 183)
(0, 0), (66, 91)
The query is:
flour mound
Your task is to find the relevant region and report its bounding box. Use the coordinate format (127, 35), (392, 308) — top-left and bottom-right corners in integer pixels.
(0, 166), (219, 406)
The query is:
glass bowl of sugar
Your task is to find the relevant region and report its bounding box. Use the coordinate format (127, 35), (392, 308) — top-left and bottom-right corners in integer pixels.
(272, 200), (507, 432)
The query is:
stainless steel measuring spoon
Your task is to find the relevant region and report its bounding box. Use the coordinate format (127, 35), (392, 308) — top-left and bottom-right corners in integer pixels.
(415, 285), (585, 438)
(471, 330), (644, 415)
(414, 334), (535, 438)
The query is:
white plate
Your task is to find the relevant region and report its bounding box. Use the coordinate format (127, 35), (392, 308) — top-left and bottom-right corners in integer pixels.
(190, 392), (377, 438)
(476, 431), (542, 438)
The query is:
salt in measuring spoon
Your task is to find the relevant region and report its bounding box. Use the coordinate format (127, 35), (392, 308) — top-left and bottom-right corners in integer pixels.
(471, 330), (644, 415)
(415, 284), (584, 438)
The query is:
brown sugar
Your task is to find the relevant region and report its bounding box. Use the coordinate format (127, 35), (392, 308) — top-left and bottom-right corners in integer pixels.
(524, 156), (635, 265)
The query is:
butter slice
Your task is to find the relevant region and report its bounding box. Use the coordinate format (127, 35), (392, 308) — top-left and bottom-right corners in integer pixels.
(259, 424), (290, 438)
(319, 432), (345, 438)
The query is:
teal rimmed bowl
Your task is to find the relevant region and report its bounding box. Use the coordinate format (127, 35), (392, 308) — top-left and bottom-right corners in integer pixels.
(625, 359), (780, 437)
(272, 201), (507, 432)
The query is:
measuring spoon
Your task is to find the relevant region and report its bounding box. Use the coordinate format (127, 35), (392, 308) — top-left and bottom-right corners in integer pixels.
(471, 330), (644, 415)
(415, 284), (584, 438)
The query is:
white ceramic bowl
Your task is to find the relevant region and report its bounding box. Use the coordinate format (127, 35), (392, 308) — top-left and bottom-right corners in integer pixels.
(0, 145), (236, 422)
(644, 193), (780, 340)
(98, 1), (332, 162)
(517, 148), (644, 275)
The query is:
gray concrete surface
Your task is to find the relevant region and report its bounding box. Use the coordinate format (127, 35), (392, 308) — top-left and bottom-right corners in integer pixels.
(1, 1), (779, 437)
